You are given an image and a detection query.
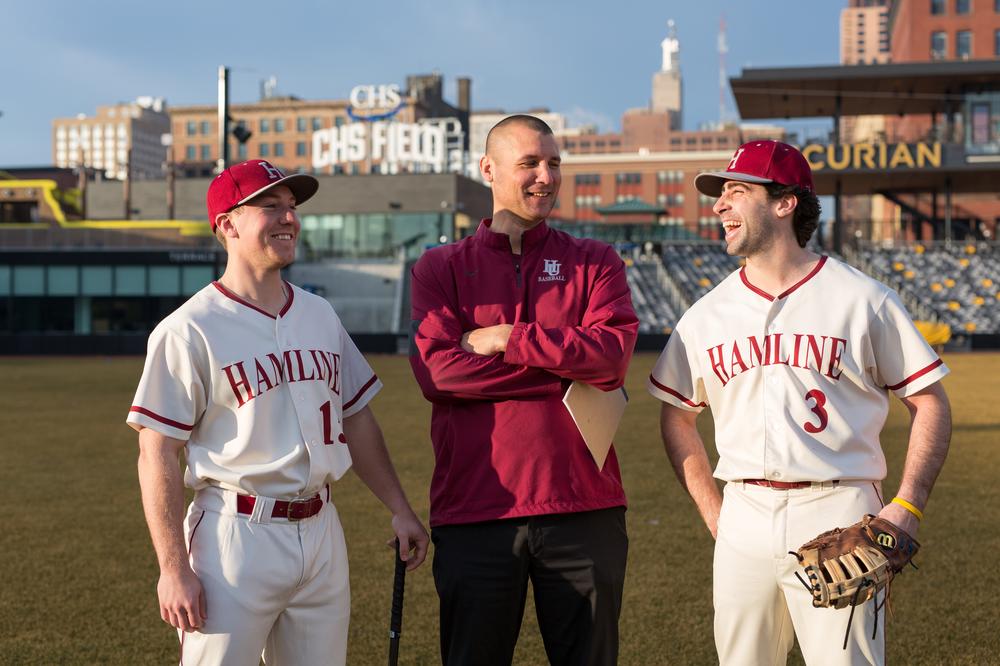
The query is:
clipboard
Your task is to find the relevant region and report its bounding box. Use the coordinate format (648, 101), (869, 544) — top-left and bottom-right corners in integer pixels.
(562, 381), (628, 471)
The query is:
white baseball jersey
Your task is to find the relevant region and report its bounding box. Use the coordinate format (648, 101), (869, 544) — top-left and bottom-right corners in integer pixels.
(648, 255), (949, 482)
(127, 281), (381, 498)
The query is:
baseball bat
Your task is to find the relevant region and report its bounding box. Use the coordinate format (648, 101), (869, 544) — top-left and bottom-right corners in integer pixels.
(388, 537), (407, 666)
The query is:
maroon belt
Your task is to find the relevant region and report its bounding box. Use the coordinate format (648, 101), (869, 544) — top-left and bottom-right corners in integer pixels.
(236, 492), (325, 521)
(744, 479), (839, 490)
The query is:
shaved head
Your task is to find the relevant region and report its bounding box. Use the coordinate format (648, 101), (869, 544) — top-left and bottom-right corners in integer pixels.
(485, 114), (554, 157)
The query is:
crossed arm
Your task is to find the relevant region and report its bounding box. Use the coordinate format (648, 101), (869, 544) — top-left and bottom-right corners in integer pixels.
(409, 251), (637, 400)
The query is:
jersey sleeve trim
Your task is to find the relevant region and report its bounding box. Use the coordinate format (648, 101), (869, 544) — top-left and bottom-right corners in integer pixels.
(343, 374), (379, 411)
(128, 406), (194, 431)
(884, 358), (944, 391)
(648, 375), (706, 408)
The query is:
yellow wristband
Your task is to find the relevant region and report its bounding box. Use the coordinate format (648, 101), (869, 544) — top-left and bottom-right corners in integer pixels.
(891, 497), (924, 521)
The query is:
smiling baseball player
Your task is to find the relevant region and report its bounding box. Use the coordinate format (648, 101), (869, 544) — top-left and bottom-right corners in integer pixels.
(648, 141), (952, 665)
(127, 159), (428, 664)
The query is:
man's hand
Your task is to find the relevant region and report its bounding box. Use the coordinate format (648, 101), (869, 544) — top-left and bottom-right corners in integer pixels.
(390, 510), (430, 571)
(876, 501), (920, 538)
(157, 564), (206, 632)
(461, 324), (514, 355)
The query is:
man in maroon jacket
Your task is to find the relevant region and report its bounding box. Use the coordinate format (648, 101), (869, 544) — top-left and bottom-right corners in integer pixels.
(409, 115), (639, 665)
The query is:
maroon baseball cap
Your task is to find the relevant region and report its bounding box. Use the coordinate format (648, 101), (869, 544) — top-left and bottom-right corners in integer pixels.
(206, 160), (319, 230)
(694, 140), (813, 197)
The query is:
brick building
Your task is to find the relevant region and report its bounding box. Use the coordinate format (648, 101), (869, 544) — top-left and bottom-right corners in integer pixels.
(169, 73), (470, 177)
(52, 97), (169, 181)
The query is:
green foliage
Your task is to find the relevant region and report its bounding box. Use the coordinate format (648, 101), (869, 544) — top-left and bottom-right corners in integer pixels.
(0, 354), (996, 664)
(51, 187), (83, 217)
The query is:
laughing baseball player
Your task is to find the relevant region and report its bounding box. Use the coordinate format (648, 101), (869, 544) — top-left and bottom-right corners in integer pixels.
(127, 160), (428, 664)
(648, 141), (952, 665)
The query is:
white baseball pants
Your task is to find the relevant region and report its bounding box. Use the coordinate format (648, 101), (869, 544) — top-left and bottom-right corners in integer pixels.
(713, 480), (886, 666)
(178, 486), (351, 665)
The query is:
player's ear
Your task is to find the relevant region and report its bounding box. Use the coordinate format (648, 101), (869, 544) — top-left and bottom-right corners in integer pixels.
(774, 193), (798, 220)
(480, 154), (494, 183)
(216, 212), (239, 238)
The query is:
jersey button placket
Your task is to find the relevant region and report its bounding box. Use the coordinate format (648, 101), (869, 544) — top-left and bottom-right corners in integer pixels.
(762, 304), (782, 479)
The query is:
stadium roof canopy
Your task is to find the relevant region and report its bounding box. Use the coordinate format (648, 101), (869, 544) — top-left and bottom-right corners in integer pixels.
(729, 60), (1000, 196)
(730, 59), (1000, 119)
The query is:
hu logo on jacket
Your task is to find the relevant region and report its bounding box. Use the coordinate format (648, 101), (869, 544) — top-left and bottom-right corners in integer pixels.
(539, 259), (565, 282)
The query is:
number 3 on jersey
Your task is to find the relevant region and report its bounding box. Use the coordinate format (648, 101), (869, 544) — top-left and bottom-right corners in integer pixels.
(319, 401), (347, 445)
(802, 389), (829, 434)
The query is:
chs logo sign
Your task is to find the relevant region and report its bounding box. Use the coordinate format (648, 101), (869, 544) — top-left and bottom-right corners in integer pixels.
(348, 84), (404, 121)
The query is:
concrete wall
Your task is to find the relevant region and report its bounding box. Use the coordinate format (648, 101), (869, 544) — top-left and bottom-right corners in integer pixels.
(287, 259), (403, 333)
(86, 172), (493, 223)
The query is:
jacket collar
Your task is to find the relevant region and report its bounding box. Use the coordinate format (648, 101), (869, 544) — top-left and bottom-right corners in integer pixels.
(476, 218), (550, 252)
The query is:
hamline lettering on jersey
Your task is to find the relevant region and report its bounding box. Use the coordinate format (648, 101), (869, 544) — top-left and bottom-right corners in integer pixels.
(222, 349), (342, 407)
(707, 332), (848, 387)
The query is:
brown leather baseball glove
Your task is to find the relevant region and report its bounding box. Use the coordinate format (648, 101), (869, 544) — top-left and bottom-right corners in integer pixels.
(793, 514), (920, 611)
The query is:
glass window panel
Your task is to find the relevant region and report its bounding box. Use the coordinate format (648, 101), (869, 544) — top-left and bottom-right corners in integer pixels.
(0, 266), (9, 296)
(115, 266), (146, 295)
(931, 31), (947, 58)
(181, 266), (214, 295)
(48, 266), (78, 295)
(957, 30), (972, 58)
(149, 266), (180, 296)
(14, 266), (45, 295)
(81, 266), (113, 295)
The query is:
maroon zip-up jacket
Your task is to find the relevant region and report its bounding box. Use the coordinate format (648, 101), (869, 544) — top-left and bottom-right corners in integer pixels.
(410, 219), (639, 527)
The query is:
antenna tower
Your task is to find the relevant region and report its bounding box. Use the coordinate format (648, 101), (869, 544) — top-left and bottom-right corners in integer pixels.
(718, 15), (729, 125)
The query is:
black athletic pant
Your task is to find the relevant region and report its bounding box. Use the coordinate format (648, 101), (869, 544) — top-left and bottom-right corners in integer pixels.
(432, 507), (628, 666)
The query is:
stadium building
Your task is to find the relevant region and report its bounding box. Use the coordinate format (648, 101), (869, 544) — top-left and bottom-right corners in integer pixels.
(169, 73), (471, 178)
(52, 96), (170, 181)
(4, 13), (1000, 354)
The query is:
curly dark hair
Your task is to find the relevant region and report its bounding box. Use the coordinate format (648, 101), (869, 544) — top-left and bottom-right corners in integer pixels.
(765, 183), (821, 248)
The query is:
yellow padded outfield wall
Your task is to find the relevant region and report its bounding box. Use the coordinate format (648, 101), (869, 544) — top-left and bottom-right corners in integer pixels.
(0, 180), (211, 236)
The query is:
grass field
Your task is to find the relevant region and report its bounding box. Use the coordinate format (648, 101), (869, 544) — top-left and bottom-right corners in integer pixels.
(0, 353), (998, 665)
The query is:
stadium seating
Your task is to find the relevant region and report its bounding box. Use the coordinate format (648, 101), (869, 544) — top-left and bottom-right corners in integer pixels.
(660, 242), (743, 305)
(624, 256), (680, 334)
(854, 242), (1000, 334)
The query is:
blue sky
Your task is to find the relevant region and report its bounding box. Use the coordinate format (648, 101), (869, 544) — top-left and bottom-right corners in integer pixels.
(0, 0), (843, 166)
